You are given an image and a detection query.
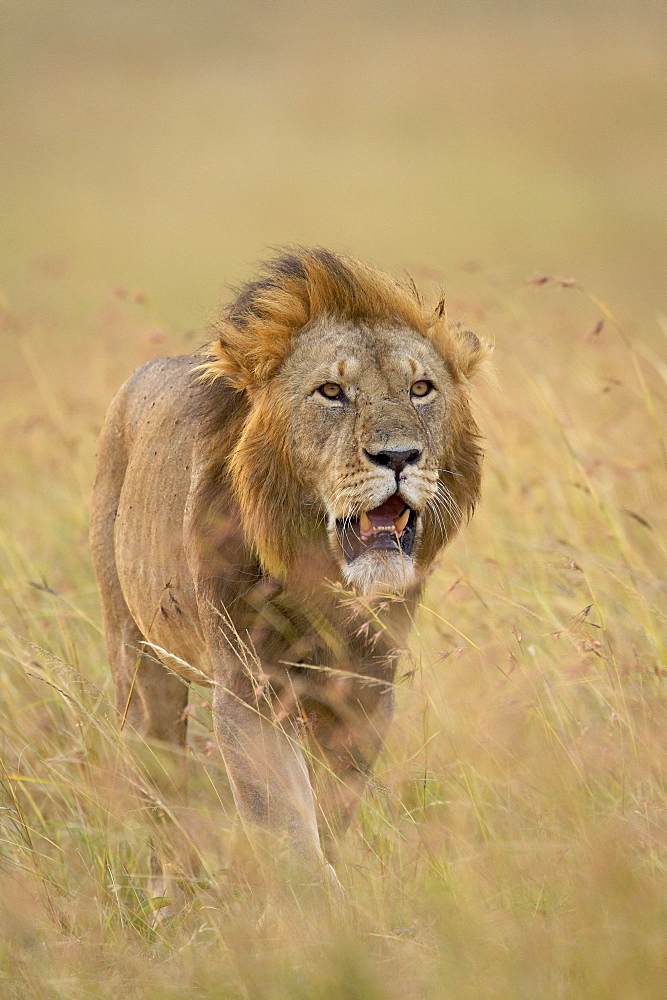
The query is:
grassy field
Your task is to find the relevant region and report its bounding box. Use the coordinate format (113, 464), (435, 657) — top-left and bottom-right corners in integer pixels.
(1, 2), (666, 997)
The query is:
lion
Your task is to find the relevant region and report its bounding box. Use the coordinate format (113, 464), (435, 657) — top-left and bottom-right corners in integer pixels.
(89, 247), (489, 899)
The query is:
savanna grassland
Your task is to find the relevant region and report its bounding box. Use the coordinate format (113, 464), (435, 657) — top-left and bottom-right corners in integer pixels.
(1, 2), (666, 997)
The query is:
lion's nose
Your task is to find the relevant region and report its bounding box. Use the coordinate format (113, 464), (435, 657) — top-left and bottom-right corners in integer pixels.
(364, 448), (422, 474)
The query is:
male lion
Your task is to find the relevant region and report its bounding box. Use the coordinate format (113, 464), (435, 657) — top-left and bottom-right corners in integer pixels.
(90, 247), (488, 898)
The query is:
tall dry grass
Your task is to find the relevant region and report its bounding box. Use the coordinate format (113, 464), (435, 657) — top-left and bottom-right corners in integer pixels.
(1, 1), (666, 995)
(0, 264), (665, 998)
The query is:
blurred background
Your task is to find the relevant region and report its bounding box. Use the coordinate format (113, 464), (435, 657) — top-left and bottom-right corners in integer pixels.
(1, 0), (665, 335)
(1, 5), (667, 994)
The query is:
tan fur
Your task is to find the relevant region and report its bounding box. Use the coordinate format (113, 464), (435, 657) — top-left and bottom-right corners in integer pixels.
(90, 247), (489, 899)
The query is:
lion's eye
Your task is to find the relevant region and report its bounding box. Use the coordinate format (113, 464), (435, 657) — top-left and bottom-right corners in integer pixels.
(318, 382), (344, 400)
(411, 380), (433, 398)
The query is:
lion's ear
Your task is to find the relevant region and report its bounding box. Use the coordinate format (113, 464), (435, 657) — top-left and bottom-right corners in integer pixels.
(427, 303), (492, 381)
(451, 327), (492, 379)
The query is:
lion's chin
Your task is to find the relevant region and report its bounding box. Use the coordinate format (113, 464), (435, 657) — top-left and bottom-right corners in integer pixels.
(340, 550), (418, 597)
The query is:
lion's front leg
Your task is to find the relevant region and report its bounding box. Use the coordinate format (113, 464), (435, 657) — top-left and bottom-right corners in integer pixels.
(212, 686), (343, 900)
(307, 684), (395, 861)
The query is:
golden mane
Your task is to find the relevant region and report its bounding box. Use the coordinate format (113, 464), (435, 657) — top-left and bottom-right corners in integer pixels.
(199, 247), (486, 389)
(195, 247), (489, 580)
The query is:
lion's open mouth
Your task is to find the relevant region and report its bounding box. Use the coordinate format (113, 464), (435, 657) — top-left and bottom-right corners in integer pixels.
(336, 494), (417, 563)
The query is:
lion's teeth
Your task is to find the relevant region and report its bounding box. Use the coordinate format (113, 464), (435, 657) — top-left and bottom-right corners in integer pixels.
(394, 508), (410, 534)
(360, 512), (372, 535)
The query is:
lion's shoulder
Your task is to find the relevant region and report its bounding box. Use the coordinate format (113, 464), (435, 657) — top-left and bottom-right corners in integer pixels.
(123, 354), (201, 404)
(116, 354), (237, 438)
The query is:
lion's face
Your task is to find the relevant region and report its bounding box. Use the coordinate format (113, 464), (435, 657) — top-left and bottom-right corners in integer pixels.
(272, 320), (468, 595)
(210, 249), (486, 596)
